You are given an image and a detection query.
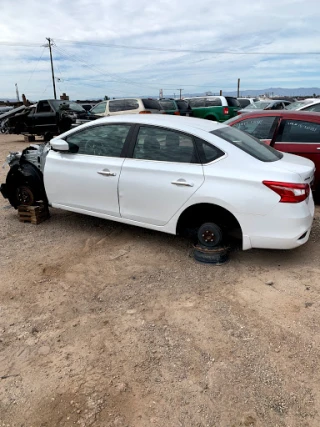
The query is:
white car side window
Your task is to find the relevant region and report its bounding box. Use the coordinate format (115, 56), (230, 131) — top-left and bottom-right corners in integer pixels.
(66, 125), (131, 157)
(133, 126), (197, 163)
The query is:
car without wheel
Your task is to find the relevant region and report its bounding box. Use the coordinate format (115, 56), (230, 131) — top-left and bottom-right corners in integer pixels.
(89, 98), (163, 117)
(175, 99), (193, 116)
(159, 99), (181, 115)
(225, 110), (320, 199)
(238, 99), (292, 114)
(237, 97), (260, 108)
(1, 115), (315, 251)
(285, 99), (320, 112)
(2, 99), (95, 139)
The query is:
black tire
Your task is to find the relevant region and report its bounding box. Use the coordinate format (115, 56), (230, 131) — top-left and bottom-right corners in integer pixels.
(314, 186), (320, 204)
(197, 222), (223, 247)
(206, 116), (217, 121)
(58, 118), (72, 134)
(193, 245), (229, 265)
(0, 120), (8, 133)
(43, 132), (54, 142)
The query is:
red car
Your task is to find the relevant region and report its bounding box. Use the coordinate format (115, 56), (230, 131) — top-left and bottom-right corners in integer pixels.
(225, 111), (320, 198)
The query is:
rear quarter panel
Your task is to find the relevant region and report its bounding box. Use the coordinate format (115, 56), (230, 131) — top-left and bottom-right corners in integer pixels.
(191, 107), (223, 122)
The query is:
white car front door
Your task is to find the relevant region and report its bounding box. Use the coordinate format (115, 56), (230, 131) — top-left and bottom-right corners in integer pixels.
(44, 124), (132, 217)
(119, 125), (205, 226)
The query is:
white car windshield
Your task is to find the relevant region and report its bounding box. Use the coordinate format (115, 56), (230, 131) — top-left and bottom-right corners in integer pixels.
(51, 101), (86, 113)
(285, 101), (311, 110)
(244, 101), (270, 109)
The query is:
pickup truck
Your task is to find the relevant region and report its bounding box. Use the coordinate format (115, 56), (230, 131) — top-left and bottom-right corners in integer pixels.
(1, 99), (95, 139)
(185, 96), (241, 122)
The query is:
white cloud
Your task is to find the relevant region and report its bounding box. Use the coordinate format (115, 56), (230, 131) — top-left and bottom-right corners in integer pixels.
(1, 0), (320, 100)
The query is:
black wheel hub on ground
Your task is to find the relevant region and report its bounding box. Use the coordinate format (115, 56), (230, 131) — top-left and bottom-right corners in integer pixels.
(16, 186), (34, 206)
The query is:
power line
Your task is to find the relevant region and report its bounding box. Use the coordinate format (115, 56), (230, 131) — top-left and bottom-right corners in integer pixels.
(54, 44), (160, 90)
(53, 48), (139, 95)
(53, 39), (320, 55)
(2, 39), (320, 56)
(25, 46), (46, 89)
(0, 42), (42, 47)
(54, 45), (221, 91)
(53, 46), (230, 93)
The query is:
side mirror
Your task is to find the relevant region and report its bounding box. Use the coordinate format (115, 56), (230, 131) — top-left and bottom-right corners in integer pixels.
(50, 139), (69, 151)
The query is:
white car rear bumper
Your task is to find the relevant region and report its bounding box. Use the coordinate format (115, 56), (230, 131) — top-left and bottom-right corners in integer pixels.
(240, 195), (315, 250)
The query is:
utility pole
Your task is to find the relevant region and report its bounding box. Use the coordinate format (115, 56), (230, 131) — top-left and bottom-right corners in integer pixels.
(46, 37), (57, 99)
(237, 78), (240, 98)
(15, 83), (20, 102)
(177, 88), (183, 99)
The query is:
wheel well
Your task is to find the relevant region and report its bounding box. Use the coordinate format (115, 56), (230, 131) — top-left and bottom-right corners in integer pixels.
(206, 115), (217, 121)
(6, 162), (47, 208)
(176, 203), (242, 240)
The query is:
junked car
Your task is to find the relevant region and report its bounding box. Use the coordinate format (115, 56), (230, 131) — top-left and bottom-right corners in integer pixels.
(238, 100), (291, 114)
(185, 96), (241, 122)
(89, 98), (163, 117)
(225, 110), (320, 199)
(237, 97), (259, 108)
(2, 99), (94, 139)
(158, 99), (193, 117)
(1, 115), (315, 251)
(175, 99), (193, 116)
(285, 99), (320, 112)
(159, 99), (181, 115)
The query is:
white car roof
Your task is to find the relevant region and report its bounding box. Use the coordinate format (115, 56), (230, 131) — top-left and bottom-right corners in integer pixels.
(57, 114), (228, 141)
(185, 96), (229, 100)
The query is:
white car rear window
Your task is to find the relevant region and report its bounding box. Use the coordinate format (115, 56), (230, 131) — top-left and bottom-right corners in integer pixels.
(211, 127), (283, 162)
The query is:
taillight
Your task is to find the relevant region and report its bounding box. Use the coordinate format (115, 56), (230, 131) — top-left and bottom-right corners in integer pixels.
(174, 111), (180, 115)
(139, 110), (152, 114)
(263, 181), (310, 203)
(223, 107), (229, 115)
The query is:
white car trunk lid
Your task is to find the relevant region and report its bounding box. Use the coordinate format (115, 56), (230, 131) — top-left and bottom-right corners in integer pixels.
(277, 152), (315, 184)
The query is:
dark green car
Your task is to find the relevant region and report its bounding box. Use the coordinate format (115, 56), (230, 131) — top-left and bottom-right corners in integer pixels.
(159, 99), (181, 115)
(186, 96), (241, 122)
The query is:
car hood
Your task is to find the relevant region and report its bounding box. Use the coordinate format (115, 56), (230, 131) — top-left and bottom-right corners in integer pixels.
(277, 152), (315, 184)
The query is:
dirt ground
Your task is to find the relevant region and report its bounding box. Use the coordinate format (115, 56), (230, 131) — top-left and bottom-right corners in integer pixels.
(1, 134), (320, 427)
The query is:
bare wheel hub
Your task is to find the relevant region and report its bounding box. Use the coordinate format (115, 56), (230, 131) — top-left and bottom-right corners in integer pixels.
(16, 186), (34, 205)
(202, 230), (215, 243)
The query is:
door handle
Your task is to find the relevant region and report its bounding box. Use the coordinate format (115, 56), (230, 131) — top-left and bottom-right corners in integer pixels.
(171, 179), (194, 187)
(97, 170), (116, 176)
(317, 147), (320, 150)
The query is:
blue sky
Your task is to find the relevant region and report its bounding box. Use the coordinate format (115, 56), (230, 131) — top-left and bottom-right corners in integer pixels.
(1, 0), (320, 100)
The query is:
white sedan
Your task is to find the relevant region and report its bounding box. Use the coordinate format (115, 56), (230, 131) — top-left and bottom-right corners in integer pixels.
(286, 98), (320, 112)
(1, 115), (315, 250)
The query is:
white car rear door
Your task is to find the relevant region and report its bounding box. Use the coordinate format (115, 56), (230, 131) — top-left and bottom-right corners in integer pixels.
(119, 125), (205, 226)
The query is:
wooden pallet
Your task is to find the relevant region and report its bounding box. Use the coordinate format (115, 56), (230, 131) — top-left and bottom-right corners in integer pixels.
(18, 204), (50, 224)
